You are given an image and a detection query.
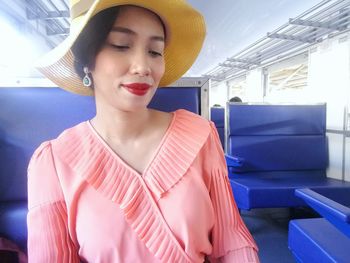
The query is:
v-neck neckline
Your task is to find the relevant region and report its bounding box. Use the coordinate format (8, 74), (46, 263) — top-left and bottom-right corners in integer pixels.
(85, 110), (177, 178)
(53, 108), (211, 201)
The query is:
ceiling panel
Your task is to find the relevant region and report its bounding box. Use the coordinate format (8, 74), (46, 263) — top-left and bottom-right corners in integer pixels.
(0, 0), (333, 79)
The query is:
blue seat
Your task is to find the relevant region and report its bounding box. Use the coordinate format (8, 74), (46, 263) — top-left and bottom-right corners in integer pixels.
(149, 86), (200, 114)
(288, 188), (350, 263)
(0, 86), (201, 251)
(295, 188), (350, 237)
(289, 218), (350, 263)
(210, 107), (225, 148)
(226, 103), (350, 210)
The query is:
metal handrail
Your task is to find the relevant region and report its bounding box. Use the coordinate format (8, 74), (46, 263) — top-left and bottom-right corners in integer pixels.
(205, 0), (350, 82)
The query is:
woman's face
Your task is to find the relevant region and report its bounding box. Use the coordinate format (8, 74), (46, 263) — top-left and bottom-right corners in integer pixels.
(91, 6), (165, 113)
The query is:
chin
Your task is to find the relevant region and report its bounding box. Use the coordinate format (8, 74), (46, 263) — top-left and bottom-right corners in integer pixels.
(118, 102), (150, 113)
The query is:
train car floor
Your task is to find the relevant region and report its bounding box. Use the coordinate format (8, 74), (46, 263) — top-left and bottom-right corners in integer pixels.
(241, 207), (318, 263)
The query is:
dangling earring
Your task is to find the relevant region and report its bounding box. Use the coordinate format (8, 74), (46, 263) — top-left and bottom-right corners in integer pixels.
(83, 66), (92, 87)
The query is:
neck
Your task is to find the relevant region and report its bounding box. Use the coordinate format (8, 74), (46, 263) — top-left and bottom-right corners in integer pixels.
(91, 107), (152, 143)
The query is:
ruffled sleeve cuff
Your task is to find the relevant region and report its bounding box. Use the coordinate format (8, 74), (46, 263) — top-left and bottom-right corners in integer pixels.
(207, 122), (259, 261)
(27, 202), (80, 263)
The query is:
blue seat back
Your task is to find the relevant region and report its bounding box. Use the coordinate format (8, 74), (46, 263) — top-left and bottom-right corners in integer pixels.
(149, 86), (201, 114)
(227, 104), (328, 173)
(210, 107), (225, 147)
(0, 88), (96, 201)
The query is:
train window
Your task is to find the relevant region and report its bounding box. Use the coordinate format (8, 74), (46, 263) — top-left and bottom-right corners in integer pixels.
(264, 53), (308, 103)
(0, 15), (44, 87)
(228, 76), (246, 102)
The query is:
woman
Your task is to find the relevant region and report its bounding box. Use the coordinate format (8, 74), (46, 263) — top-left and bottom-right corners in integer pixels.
(27, 1), (259, 262)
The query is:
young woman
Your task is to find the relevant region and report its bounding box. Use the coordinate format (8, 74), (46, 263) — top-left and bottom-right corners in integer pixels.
(27, 1), (259, 262)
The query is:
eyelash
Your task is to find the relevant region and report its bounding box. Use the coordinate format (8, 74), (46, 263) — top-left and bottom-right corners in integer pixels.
(149, 50), (162, 57)
(110, 44), (162, 57)
(111, 45), (129, 50)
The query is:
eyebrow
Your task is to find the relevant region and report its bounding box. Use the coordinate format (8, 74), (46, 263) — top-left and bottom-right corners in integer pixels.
(110, 26), (165, 42)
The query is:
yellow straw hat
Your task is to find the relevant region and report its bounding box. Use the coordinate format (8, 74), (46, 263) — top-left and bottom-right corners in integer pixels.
(36, 0), (206, 96)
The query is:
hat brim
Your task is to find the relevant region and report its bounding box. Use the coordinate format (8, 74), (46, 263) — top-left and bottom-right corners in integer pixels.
(36, 0), (206, 96)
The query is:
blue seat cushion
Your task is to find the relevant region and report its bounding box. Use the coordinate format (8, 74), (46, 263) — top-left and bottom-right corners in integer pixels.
(0, 202), (27, 251)
(229, 171), (350, 209)
(289, 218), (350, 263)
(228, 104), (326, 135)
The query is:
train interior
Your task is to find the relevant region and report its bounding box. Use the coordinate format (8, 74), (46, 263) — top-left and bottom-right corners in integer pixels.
(1, 0), (350, 262)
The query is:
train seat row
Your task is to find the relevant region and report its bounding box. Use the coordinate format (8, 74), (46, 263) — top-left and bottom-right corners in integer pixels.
(225, 103), (350, 210)
(220, 103), (350, 262)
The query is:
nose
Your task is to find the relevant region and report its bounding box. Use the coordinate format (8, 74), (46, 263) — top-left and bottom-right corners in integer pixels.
(130, 50), (151, 77)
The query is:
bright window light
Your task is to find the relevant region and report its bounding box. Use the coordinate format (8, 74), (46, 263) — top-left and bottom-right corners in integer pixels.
(0, 17), (38, 78)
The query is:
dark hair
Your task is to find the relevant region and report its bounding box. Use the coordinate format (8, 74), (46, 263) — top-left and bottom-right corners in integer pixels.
(229, 96), (242, 103)
(72, 7), (120, 79)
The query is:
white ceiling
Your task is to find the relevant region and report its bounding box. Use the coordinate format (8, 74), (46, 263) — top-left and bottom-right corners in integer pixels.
(187, 0), (323, 76)
(0, 0), (327, 79)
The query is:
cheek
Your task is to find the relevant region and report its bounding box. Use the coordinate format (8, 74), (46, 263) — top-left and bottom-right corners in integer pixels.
(93, 51), (126, 80)
(154, 60), (165, 82)
(96, 59), (117, 77)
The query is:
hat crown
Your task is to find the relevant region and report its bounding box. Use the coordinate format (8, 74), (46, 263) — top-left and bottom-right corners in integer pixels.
(70, 0), (94, 19)
(70, 0), (191, 19)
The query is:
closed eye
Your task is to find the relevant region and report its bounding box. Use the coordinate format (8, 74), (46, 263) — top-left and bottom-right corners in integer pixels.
(110, 44), (129, 50)
(149, 50), (163, 57)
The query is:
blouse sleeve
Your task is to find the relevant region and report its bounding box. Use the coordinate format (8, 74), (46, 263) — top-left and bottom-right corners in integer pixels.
(27, 142), (80, 263)
(206, 122), (260, 263)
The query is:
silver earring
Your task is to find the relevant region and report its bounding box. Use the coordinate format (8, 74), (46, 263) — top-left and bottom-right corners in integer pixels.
(83, 66), (92, 87)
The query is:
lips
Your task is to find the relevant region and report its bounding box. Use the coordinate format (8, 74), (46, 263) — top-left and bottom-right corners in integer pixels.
(122, 83), (151, 96)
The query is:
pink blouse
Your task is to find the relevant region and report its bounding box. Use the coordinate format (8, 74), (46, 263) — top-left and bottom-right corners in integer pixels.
(27, 109), (259, 263)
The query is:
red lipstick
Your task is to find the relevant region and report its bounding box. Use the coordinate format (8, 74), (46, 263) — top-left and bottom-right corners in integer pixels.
(122, 83), (151, 96)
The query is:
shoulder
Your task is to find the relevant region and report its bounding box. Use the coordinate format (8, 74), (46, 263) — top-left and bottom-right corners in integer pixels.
(54, 121), (88, 143)
(174, 110), (225, 161)
(28, 142), (64, 209)
(174, 109), (213, 131)
(173, 109), (218, 141)
(168, 109), (223, 162)
(174, 108), (206, 121)
(48, 122), (89, 153)
(28, 141), (53, 172)
(29, 122), (88, 167)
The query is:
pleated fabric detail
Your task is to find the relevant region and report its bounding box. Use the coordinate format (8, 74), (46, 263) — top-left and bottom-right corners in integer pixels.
(209, 168), (258, 259)
(221, 247), (260, 263)
(52, 109), (211, 263)
(27, 201), (80, 263)
(145, 110), (211, 199)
